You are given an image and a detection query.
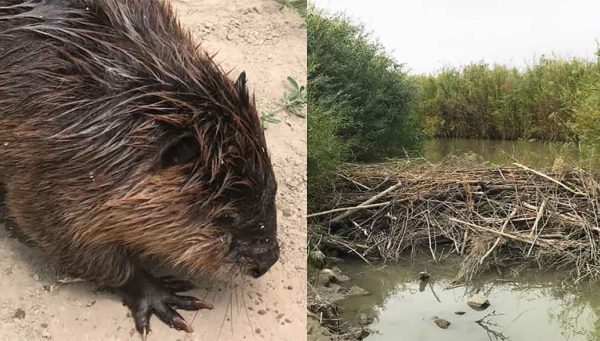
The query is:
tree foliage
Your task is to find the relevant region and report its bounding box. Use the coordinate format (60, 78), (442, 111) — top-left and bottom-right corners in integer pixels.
(307, 9), (420, 161)
(414, 57), (600, 142)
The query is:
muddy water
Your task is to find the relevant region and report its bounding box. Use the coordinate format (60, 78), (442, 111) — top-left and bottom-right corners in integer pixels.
(337, 257), (600, 341)
(421, 138), (600, 169)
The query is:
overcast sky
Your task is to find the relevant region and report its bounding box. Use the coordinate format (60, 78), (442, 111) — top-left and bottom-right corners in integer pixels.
(313, 0), (600, 74)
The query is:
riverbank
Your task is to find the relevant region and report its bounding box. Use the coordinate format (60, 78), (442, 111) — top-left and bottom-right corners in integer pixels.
(307, 258), (372, 341)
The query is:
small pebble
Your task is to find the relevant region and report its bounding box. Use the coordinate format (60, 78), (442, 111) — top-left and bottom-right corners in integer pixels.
(255, 328), (261, 334)
(13, 308), (26, 319)
(257, 309), (266, 315)
(32, 274), (40, 281)
(434, 318), (451, 329)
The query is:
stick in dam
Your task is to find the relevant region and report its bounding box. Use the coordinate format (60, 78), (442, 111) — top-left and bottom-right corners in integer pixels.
(329, 181), (403, 224)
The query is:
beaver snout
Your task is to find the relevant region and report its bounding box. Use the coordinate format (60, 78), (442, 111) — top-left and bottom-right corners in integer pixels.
(248, 242), (280, 278)
(228, 239), (280, 278)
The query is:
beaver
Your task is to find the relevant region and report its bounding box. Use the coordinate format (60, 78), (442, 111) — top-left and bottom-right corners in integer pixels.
(0, 0), (279, 336)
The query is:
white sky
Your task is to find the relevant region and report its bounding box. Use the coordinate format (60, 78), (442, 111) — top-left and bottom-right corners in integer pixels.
(313, 0), (600, 74)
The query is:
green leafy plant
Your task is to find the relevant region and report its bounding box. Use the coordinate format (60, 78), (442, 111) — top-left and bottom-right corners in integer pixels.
(281, 76), (307, 118)
(260, 109), (281, 129)
(259, 76), (306, 129)
(413, 57), (598, 142)
(275, 0), (307, 17)
(308, 9), (419, 161)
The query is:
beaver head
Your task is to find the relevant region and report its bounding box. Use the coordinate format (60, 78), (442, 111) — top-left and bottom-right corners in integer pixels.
(144, 71), (280, 279)
(72, 69), (281, 281)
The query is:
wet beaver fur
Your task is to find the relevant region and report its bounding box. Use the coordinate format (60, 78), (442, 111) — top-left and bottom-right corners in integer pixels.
(0, 0), (279, 336)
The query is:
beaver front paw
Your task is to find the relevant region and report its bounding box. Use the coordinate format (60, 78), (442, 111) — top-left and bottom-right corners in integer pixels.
(119, 272), (213, 338)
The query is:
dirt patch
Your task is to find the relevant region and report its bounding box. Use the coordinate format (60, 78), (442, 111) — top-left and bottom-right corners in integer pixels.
(0, 1), (306, 340)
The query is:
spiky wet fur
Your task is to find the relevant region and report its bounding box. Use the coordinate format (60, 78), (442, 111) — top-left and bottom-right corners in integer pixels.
(0, 0), (277, 287)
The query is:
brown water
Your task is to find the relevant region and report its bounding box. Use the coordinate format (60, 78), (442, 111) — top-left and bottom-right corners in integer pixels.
(337, 257), (600, 341)
(421, 138), (600, 169)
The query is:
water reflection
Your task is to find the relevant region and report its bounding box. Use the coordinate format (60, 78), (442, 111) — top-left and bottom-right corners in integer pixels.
(420, 138), (600, 170)
(337, 257), (600, 340)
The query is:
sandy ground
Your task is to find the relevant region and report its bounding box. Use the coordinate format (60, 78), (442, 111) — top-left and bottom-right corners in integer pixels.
(0, 1), (307, 340)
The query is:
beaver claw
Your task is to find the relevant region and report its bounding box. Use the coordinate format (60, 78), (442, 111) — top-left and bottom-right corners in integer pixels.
(119, 272), (213, 337)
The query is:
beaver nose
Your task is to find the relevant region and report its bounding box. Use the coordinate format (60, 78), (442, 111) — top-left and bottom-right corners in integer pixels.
(248, 243), (279, 278)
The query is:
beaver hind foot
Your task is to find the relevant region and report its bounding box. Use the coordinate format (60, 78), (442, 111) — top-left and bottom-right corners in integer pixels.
(119, 271), (213, 337)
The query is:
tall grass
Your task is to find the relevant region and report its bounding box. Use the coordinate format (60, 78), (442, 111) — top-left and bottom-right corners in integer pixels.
(414, 56), (600, 142)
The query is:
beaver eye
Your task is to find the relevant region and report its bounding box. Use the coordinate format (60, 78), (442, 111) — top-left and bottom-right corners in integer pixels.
(155, 133), (199, 170)
(216, 214), (236, 227)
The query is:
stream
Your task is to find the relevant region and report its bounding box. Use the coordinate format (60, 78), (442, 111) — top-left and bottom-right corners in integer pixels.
(337, 257), (600, 341)
(421, 138), (600, 169)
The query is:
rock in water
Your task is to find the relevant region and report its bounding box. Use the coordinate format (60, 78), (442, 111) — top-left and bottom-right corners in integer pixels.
(344, 286), (370, 297)
(317, 269), (334, 286)
(331, 267), (350, 282)
(317, 269), (338, 286)
(318, 268), (351, 287)
(467, 293), (490, 311)
(316, 283), (371, 302)
(434, 318), (451, 329)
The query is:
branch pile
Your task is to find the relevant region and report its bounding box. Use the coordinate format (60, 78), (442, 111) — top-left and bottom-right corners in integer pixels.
(309, 159), (600, 283)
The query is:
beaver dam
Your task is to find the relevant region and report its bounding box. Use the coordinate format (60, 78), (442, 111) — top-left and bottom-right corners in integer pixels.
(309, 158), (600, 284)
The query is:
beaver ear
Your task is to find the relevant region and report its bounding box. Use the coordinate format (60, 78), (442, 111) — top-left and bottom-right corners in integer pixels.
(235, 71), (249, 102)
(154, 133), (199, 170)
